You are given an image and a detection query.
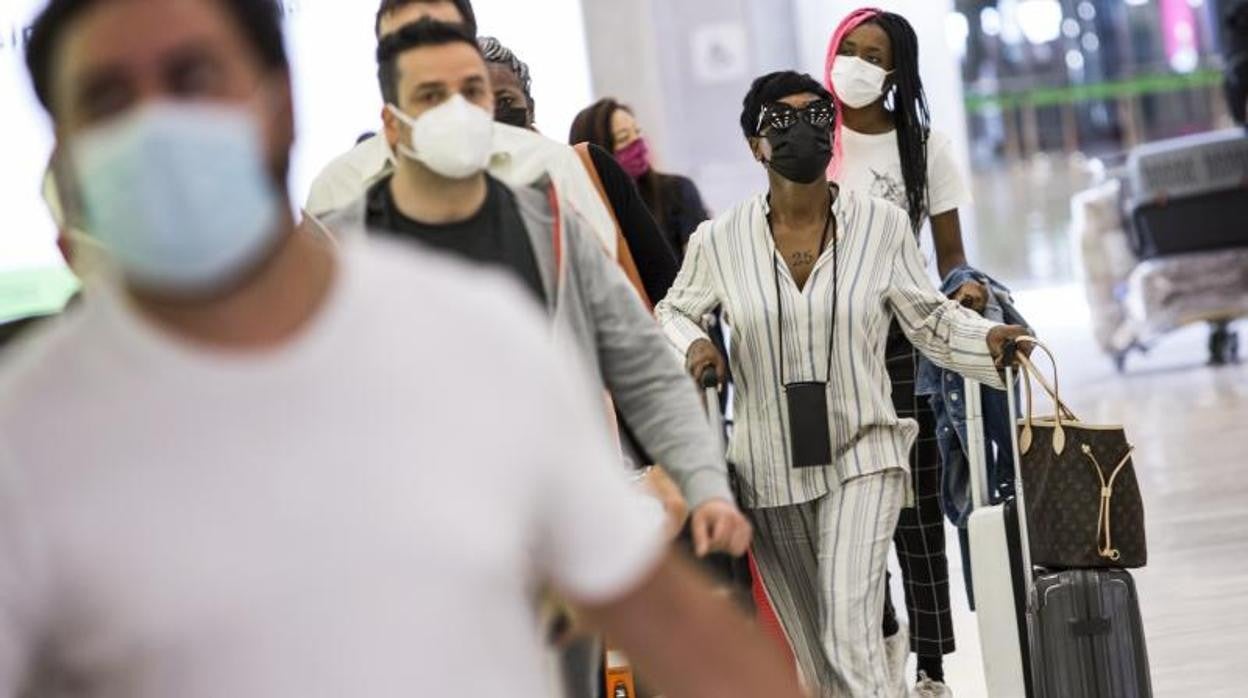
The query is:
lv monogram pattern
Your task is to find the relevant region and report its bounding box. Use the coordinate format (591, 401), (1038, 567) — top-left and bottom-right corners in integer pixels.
(1021, 424), (1148, 569)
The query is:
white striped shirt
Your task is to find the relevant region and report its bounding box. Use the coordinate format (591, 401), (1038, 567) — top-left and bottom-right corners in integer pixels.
(656, 188), (1004, 508)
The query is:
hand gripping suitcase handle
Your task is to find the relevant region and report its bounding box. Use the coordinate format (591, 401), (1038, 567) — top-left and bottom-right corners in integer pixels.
(700, 367), (726, 455)
(700, 366), (719, 389)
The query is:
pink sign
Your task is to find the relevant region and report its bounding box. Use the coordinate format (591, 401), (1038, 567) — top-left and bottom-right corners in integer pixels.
(1160, 0), (1198, 72)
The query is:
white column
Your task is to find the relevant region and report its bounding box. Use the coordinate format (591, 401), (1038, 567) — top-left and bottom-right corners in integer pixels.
(578, 0), (671, 161)
(2, 0), (59, 272)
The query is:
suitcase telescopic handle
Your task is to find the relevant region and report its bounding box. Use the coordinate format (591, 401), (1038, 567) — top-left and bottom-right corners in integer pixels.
(1003, 359), (1037, 604)
(965, 379), (990, 511)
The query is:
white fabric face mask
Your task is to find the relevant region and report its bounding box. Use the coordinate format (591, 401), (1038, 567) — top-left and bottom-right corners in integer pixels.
(830, 55), (891, 109)
(388, 95), (495, 179)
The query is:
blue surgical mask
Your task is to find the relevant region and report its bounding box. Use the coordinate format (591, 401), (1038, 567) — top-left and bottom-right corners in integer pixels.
(70, 101), (282, 293)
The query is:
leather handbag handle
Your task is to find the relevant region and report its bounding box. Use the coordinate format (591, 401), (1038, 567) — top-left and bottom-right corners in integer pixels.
(1014, 337), (1078, 456)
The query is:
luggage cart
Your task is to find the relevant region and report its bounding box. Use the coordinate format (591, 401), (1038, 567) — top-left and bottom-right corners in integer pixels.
(1077, 130), (1248, 372)
(1108, 248), (1248, 372)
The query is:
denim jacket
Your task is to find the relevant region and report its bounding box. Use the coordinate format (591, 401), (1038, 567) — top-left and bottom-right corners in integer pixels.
(917, 266), (1032, 528)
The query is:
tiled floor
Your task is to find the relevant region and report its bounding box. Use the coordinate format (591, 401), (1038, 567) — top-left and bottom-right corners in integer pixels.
(915, 285), (1247, 697)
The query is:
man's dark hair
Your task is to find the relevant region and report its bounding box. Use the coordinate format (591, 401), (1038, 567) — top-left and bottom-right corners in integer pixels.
(26, 0), (288, 115)
(375, 0), (477, 38)
(376, 17), (482, 105)
(739, 71), (832, 139)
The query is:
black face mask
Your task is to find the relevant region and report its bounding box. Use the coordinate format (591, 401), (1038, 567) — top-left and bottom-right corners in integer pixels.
(495, 103), (530, 129)
(764, 121), (833, 184)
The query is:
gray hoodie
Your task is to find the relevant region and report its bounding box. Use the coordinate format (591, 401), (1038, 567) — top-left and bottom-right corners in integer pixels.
(321, 178), (733, 509)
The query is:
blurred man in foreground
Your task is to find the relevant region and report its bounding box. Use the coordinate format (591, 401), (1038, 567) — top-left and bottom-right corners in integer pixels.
(0, 1), (802, 696)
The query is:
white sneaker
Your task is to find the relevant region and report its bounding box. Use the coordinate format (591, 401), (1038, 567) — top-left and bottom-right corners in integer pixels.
(884, 625), (909, 693)
(912, 671), (953, 698)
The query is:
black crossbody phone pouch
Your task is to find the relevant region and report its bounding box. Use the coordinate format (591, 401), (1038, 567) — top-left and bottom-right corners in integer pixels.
(773, 215), (839, 468)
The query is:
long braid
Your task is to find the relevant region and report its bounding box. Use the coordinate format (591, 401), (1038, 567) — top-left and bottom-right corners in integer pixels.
(825, 10), (932, 233)
(873, 12), (931, 233)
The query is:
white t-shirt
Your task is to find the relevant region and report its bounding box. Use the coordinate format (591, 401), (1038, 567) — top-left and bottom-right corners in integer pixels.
(836, 127), (970, 226)
(0, 237), (664, 698)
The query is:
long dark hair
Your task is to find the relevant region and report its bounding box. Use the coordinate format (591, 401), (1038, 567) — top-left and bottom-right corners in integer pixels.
(826, 9), (931, 233)
(569, 98), (667, 225)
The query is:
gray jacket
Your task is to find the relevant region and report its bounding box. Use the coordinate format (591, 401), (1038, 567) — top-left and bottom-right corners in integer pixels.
(322, 178), (733, 509)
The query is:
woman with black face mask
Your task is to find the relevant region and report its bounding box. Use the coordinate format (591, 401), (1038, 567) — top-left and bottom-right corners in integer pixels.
(656, 71), (1028, 697)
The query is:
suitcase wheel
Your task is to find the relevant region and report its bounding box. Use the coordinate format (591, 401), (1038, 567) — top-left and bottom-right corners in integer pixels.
(1209, 323), (1240, 366)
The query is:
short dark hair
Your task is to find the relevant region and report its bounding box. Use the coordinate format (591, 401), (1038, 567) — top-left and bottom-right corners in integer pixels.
(26, 0), (288, 115)
(375, 0), (477, 38)
(376, 17), (483, 105)
(739, 71), (833, 138)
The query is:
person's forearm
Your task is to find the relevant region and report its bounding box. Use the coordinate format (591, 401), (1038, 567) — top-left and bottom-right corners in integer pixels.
(931, 209), (968, 279)
(607, 325), (731, 508)
(938, 251), (967, 280)
(577, 227), (730, 508)
(608, 332), (733, 509)
(586, 554), (803, 698)
(890, 234), (1004, 389)
(655, 307), (711, 358)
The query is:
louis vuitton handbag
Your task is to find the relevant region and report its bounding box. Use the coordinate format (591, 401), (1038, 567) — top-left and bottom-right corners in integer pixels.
(1014, 338), (1148, 569)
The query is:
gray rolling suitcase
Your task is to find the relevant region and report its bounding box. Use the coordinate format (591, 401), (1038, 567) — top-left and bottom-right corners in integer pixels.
(1029, 569), (1152, 697)
(998, 340), (1153, 698)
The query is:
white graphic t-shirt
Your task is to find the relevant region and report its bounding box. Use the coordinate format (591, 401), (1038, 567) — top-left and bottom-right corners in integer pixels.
(835, 127), (970, 230)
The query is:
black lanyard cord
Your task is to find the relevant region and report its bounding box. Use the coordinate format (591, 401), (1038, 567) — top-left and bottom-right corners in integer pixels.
(771, 211), (839, 385)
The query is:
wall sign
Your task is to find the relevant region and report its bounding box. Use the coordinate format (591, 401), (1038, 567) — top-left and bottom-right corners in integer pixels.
(690, 22), (749, 85)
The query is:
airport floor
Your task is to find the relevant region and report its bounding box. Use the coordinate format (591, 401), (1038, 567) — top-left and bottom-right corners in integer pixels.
(913, 284), (1248, 697)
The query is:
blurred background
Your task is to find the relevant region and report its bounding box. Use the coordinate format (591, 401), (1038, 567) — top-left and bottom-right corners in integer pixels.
(4, 0), (1243, 310)
(2, 1), (1245, 695)
(2, 0), (1242, 313)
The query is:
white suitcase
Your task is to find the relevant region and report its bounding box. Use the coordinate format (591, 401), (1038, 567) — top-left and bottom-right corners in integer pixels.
(966, 379), (1033, 697)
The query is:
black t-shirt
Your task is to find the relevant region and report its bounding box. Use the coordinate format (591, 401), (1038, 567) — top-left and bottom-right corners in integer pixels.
(366, 174), (546, 305)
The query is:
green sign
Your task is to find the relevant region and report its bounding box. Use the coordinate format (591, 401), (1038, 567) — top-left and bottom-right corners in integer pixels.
(965, 69), (1224, 113)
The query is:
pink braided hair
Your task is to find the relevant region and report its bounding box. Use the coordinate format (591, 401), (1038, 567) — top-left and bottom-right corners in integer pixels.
(824, 7), (882, 180)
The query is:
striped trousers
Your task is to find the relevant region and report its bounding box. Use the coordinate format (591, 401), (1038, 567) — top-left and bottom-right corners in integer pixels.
(747, 470), (908, 698)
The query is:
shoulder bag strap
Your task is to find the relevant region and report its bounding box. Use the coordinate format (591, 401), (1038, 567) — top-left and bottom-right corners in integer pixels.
(573, 142), (654, 311)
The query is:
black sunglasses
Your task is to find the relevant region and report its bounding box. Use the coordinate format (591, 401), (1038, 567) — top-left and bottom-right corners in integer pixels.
(757, 99), (835, 135)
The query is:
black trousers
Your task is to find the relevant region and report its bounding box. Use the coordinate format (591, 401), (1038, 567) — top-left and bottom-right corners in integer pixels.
(883, 324), (956, 657)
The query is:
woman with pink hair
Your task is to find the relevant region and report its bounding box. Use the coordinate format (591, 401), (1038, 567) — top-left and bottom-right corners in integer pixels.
(825, 9), (986, 698)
